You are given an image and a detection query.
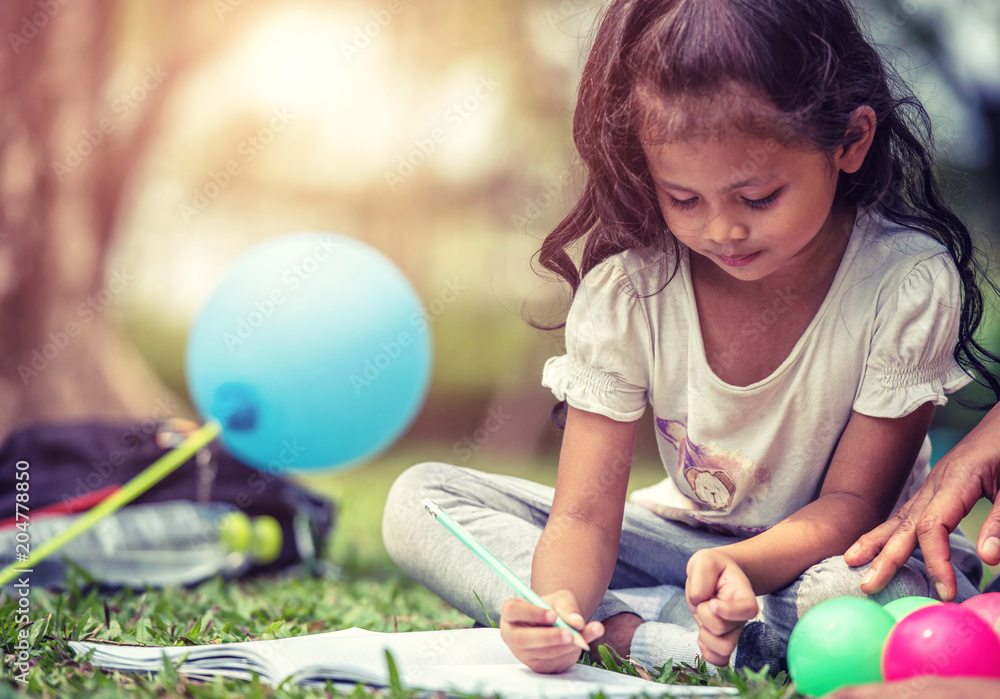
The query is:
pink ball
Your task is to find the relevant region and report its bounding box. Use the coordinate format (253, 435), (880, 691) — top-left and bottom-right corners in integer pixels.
(882, 603), (1000, 681)
(961, 592), (1000, 634)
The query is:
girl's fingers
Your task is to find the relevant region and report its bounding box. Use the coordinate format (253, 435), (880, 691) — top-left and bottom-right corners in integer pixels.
(546, 592), (586, 631)
(693, 612), (732, 638)
(685, 555), (724, 609)
(501, 598), (557, 625)
(697, 625), (741, 667)
(499, 596), (599, 660)
(504, 626), (579, 658)
(523, 651), (583, 675)
(706, 594), (758, 624)
(694, 601), (749, 636)
(580, 620), (605, 644)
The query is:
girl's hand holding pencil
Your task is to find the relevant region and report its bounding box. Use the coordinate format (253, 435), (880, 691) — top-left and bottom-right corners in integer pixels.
(685, 549), (760, 667)
(422, 499), (597, 673)
(499, 590), (605, 674)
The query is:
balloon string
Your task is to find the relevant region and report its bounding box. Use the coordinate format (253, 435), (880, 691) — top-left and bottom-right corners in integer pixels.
(0, 420), (223, 587)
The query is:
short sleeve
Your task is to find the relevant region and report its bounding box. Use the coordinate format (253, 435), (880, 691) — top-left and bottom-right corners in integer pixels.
(853, 253), (974, 418)
(541, 256), (650, 422)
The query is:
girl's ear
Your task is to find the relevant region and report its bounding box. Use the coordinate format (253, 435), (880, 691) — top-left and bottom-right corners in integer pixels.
(837, 105), (877, 175)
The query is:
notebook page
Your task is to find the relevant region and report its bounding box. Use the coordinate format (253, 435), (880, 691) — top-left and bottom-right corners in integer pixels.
(69, 642), (276, 682)
(272, 628), (736, 698)
(377, 662), (735, 699)
(254, 626), (519, 682)
(73, 627), (518, 686)
(73, 628), (738, 697)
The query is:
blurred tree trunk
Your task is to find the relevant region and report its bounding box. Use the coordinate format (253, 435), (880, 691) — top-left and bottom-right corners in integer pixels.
(0, 0), (255, 437)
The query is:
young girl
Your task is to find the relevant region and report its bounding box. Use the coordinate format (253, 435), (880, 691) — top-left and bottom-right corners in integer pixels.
(383, 0), (1000, 676)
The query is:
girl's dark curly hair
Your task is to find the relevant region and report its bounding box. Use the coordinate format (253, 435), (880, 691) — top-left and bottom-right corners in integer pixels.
(534, 0), (999, 423)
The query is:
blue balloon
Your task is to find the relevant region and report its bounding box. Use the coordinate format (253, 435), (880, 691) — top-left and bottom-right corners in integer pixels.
(185, 232), (432, 471)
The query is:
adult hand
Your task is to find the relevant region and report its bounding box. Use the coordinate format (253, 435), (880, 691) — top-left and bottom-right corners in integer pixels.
(685, 548), (759, 667)
(843, 404), (1000, 601)
(830, 676), (1000, 698)
(499, 590), (604, 674)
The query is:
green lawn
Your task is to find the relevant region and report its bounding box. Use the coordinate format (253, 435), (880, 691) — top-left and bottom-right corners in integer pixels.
(1, 443), (994, 697)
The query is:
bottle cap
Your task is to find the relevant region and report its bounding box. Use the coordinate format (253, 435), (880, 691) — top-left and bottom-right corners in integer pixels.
(249, 515), (282, 564)
(218, 511), (252, 553)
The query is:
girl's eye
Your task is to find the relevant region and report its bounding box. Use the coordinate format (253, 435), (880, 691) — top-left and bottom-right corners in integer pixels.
(742, 189), (782, 211)
(667, 195), (698, 210)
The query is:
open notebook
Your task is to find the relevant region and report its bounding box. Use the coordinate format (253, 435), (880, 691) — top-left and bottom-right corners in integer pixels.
(71, 626), (736, 698)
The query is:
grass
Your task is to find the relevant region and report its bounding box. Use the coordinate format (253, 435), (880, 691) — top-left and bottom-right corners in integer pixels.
(0, 443), (994, 697)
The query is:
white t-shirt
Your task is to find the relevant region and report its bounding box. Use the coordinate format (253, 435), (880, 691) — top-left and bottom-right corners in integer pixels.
(541, 210), (972, 536)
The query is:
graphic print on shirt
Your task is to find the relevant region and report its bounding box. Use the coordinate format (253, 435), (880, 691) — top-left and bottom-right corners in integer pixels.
(656, 417), (762, 511)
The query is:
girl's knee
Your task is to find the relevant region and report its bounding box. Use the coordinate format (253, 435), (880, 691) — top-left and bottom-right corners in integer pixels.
(795, 556), (931, 615)
(871, 561), (933, 603)
(381, 461), (459, 567)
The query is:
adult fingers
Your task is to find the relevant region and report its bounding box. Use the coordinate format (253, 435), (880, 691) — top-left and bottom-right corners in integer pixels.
(911, 476), (982, 600)
(913, 505), (959, 601)
(830, 677), (1000, 699)
(843, 504), (916, 567)
(977, 499), (1000, 566)
(854, 515), (920, 595)
(845, 479), (939, 570)
(857, 504), (960, 599)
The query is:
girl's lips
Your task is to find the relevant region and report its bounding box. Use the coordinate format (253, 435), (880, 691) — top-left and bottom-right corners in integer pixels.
(717, 251), (761, 267)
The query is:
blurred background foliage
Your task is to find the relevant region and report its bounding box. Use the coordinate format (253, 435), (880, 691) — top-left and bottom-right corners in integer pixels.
(1, 0), (998, 475)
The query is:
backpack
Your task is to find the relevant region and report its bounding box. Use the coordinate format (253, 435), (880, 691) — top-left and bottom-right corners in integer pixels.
(0, 419), (336, 581)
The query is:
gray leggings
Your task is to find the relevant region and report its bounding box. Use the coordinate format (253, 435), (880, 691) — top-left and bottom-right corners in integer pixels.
(382, 462), (983, 670)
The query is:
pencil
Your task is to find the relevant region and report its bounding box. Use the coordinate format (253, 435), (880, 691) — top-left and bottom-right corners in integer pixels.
(422, 498), (590, 651)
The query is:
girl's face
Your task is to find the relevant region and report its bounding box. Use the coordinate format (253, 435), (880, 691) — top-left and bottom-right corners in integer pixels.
(641, 130), (849, 283)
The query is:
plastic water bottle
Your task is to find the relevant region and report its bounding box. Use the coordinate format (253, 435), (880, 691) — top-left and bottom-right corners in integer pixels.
(0, 501), (282, 590)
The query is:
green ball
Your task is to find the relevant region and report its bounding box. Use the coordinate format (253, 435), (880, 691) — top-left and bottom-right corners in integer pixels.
(882, 596), (941, 621)
(218, 511), (252, 553)
(788, 597), (895, 697)
(250, 515), (283, 564)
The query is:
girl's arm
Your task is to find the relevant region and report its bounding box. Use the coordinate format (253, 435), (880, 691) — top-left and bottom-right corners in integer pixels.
(499, 405), (640, 673)
(687, 403), (935, 665)
(533, 405), (640, 614)
(718, 403), (935, 593)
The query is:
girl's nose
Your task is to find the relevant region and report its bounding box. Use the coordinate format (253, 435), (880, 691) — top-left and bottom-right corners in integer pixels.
(704, 215), (749, 245)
